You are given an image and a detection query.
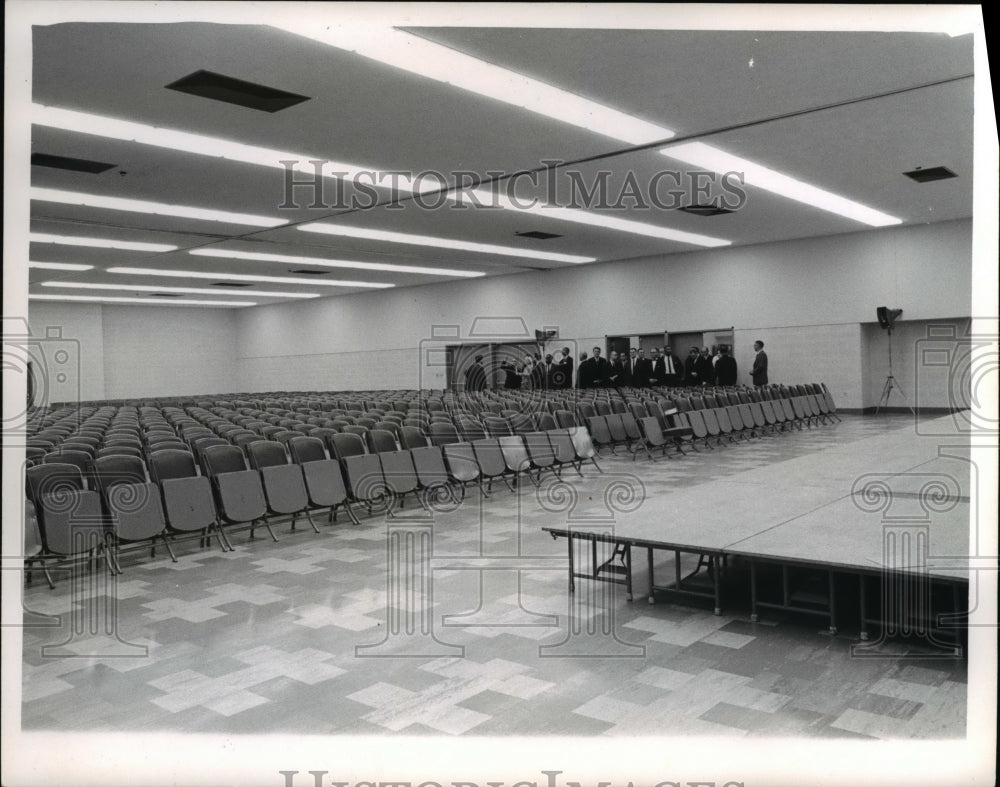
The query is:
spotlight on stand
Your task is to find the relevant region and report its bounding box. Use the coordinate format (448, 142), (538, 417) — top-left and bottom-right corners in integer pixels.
(876, 306), (903, 331)
(874, 306), (913, 415)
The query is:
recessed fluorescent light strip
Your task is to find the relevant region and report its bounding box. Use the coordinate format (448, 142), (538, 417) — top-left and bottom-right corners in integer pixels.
(106, 266), (394, 289)
(449, 190), (732, 247)
(297, 223), (594, 263)
(31, 103), (431, 192)
(272, 23), (675, 146)
(30, 187), (287, 228)
(40, 281), (319, 299)
(29, 294), (255, 307)
(29, 261), (94, 271)
(660, 142), (902, 227)
(32, 104), (725, 247)
(188, 248), (486, 277)
(30, 232), (178, 252)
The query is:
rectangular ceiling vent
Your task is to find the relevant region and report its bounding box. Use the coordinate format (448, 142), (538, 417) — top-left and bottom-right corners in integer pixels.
(165, 70), (310, 113)
(149, 292), (183, 298)
(515, 230), (563, 240)
(212, 281), (253, 287)
(678, 204), (734, 217)
(289, 269), (329, 275)
(31, 152), (117, 174)
(903, 166), (957, 183)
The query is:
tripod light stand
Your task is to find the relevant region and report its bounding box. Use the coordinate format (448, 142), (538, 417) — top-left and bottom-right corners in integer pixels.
(874, 307), (914, 415)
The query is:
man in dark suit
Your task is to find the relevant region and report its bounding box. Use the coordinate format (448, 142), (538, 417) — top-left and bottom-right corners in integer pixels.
(576, 351), (591, 389)
(698, 347), (715, 386)
(634, 348), (653, 388)
(715, 345), (737, 386)
(464, 355), (487, 392)
(607, 350), (625, 389)
(751, 340), (769, 386)
(556, 346), (574, 389)
(662, 345), (683, 386)
(542, 354), (558, 390)
(500, 358), (521, 389)
(683, 346), (702, 386)
(622, 347), (639, 387)
(590, 346), (611, 388)
(649, 347), (665, 386)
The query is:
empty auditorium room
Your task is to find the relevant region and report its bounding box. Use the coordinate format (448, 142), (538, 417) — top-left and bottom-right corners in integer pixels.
(4, 4), (997, 787)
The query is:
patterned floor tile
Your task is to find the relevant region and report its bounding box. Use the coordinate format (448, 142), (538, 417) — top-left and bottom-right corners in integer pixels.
(17, 415), (968, 739)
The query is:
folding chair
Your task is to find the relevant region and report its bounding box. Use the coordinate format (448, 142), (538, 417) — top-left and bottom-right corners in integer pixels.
(25, 463), (107, 588)
(247, 440), (318, 534)
(201, 444), (276, 542)
(287, 436), (358, 525)
(94, 454), (175, 571)
(148, 449), (230, 552)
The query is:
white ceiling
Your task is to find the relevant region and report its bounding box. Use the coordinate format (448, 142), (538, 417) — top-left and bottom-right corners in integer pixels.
(24, 11), (976, 308)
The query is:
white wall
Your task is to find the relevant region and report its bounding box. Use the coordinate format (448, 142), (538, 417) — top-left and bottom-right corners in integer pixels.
(234, 219), (972, 408)
(27, 303), (238, 403)
(101, 307), (239, 399)
(26, 219), (972, 407)
(26, 302), (106, 404)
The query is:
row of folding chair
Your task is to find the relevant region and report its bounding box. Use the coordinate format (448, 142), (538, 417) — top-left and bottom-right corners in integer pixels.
(24, 425), (605, 587)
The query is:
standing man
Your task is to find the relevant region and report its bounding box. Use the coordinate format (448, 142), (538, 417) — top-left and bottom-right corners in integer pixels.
(683, 346), (701, 387)
(542, 354), (557, 390)
(635, 347), (653, 388)
(623, 347), (639, 387)
(590, 346), (610, 388)
(649, 347), (665, 386)
(557, 346), (574, 389)
(576, 351), (591, 389)
(751, 340), (769, 386)
(607, 350), (624, 389)
(697, 347), (715, 386)
(715, 345), (737, 386)
(662, 345), (683, 386)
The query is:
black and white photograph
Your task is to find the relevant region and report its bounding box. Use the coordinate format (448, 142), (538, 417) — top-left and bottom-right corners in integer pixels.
(3, 3), (996, 786)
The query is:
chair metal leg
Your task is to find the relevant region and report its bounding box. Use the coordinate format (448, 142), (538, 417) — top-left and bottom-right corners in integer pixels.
(162, 534), (178, 562)
(303, 509), (321, 534)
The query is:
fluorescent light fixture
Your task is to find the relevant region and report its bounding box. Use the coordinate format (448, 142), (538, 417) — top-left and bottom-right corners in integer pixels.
(40, 281), (319, 299)
(29, 294), (256, 307)
(29, 261), (94, 271)
(448, 190), (732, 247)
(32, 105), (720, 246)
(29, 232), (177, 252)
(297, 222), (594, 263)
(188, 248), (487, 277)
(660, 142), (903, 227)
(273, 23), (675, 146)
(31, 187), (287, 228)
(32, 104), (436, 193)
(106, 266), (394, 289)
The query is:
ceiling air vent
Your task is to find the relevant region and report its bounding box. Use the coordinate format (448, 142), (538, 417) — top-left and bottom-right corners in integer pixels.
(903, 166), (957, 183)
(515, 231), (563, 240)
(678, 204), (734, 217)
(289, 269), (329, 275)
(212, 282), (253, 287)
(31, 153), (117, 174)
(165, 70), (310, 113)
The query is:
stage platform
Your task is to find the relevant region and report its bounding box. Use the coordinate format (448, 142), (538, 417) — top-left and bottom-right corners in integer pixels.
(544, 415), (973, 645)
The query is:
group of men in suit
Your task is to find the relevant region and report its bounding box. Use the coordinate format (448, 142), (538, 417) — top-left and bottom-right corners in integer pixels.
(470, 340), (765, 391)
(576, 344), (740, 389)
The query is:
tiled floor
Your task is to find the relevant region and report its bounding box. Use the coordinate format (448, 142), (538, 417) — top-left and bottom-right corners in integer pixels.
(19, 414), (969, 738)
